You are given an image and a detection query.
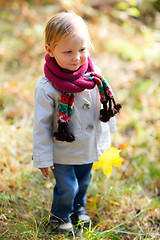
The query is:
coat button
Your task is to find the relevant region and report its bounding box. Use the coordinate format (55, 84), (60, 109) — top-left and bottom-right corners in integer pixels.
(86, 124), (94, 131)
(82, 103), (90, 110)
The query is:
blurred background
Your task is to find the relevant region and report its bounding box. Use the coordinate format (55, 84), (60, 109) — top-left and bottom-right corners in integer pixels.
(0, 0), (160, 239)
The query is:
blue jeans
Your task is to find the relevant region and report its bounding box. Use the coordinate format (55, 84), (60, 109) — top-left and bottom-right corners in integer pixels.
(51, 163), (93, 219)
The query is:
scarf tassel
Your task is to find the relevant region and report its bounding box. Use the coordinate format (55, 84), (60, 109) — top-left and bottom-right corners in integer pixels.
(94, 74), (122, 123)
(54, 121), (75, 142)
(100, 97), (122, 122)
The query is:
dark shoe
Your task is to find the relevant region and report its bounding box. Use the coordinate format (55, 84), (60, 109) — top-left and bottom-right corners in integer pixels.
(71, 206), (92, 228)
(49, 215), (75, 236)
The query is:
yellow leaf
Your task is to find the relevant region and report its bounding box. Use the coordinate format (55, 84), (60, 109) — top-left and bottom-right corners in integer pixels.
(92, 147), (123, 178)
(92, 161), (101, 170)
(102, 164), (112, 179)
(112, 156), (123, 167)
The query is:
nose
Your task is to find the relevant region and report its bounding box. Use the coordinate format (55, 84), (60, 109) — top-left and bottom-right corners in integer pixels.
(72, 53), (80, 62)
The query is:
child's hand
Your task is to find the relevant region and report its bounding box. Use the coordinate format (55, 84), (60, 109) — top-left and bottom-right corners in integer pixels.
(39, 165), (54, 178)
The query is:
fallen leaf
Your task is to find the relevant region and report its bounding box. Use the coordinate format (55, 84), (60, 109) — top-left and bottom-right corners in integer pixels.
(88, 196), (99, 206)
(11, 167), (18, 173)
(119, 143), (129, 150)
(9, 180), (17, 188)
(22, 178), (27, 183)
(93, 147), (123, 178)
(109, 200), (120, 206)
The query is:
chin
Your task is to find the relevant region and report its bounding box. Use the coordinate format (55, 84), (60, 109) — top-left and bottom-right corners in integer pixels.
(70, 64), (82, 71)
(71, 67), (80, 71)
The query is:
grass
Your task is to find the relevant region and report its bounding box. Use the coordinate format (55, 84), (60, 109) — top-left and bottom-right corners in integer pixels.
(0, 2), (160, 240)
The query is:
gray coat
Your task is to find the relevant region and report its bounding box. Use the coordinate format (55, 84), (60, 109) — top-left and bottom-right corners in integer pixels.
(32, 74), (117, 168)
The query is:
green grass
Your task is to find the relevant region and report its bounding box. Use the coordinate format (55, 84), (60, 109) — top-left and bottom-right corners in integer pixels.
(0, 2), (160, 240)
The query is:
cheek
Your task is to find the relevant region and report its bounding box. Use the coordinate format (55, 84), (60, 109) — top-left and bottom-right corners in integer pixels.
(81, 53), (88, 62)
(55, 56), (66, 66)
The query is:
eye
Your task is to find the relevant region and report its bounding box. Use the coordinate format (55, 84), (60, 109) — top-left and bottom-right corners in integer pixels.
(79, 48), (86, 52)
(64, 50), (72, 54)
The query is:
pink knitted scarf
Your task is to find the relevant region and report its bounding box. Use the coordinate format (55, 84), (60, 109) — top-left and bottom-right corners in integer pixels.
(44, 54), (95, 93)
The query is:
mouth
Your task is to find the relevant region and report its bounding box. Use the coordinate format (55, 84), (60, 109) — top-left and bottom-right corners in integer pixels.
(71, 63), (79, 66)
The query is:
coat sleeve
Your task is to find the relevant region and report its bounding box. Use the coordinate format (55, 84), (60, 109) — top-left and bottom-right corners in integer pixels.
(32, 79), (55, 168)
(108, 117), (117, 132)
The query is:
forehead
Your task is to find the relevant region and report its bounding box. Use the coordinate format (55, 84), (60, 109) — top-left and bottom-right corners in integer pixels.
(58, 33), (88, 48)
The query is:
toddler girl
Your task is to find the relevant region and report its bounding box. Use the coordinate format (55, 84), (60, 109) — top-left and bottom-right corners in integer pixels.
(32, 11), (121, 236)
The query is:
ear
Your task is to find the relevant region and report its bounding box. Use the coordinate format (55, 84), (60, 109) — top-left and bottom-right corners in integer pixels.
(45, 44), (54, 57)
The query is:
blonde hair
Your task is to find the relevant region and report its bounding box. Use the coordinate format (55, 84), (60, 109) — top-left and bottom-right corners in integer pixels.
(45, 11), (92, 49)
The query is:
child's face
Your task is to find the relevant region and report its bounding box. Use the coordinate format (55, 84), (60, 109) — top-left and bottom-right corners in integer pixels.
(47, 33), (89, 71)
